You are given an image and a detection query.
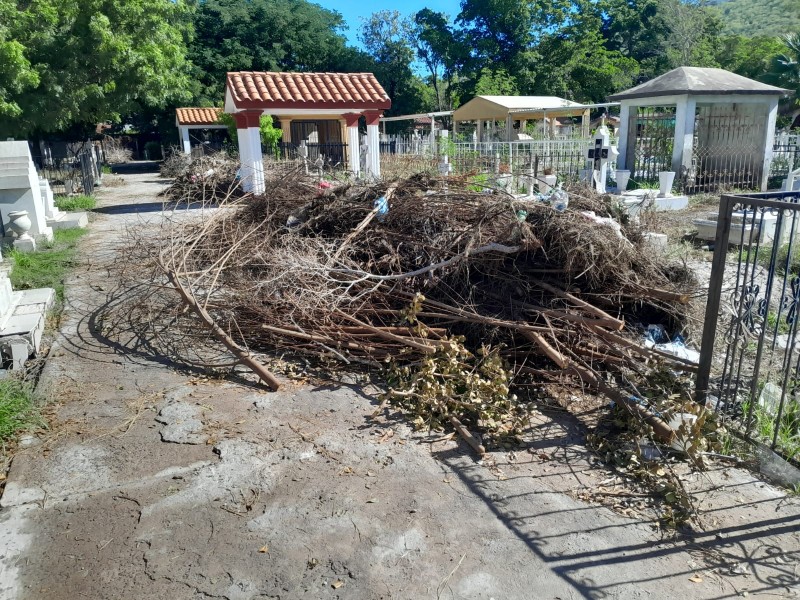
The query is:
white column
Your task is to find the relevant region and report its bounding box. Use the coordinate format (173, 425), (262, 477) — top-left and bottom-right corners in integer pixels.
(364, 111), (382, 179)
(671, 95), (695, 175)
(477, 120), (484, 142)
(236, 126), (251, 191)
(180, 126), (191, 155)
(453, 119), (459, 138)
(366, 125), (380, 178)
(762, 97), (780, 192)
(343, 113), (361, 177)
(347, 126), (360, 176)
(244, 127), (265, 194)
(616, 102), (631, 173)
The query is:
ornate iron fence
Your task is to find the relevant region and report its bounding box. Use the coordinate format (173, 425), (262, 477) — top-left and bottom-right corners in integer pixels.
(32, 143), (98, 196)
(697, 190), (800, 465)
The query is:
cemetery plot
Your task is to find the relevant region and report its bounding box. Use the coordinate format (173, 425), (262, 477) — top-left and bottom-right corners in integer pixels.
(116, 160), (724, 522)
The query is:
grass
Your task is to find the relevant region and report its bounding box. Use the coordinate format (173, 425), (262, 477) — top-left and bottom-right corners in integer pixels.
(744, 395), (800, 464)
(54, 194), (96, 212)
(9, 228), (89, 302)
(0, 377), (42, 443)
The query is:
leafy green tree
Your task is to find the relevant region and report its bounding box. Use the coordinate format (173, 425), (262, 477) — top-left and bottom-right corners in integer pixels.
(473, 68), (520, 95)
(191, 0), (372, 104)
(534, 0), (638, 101)
(659, 0), (723, 68)
(600, 0), (672, 80)
(359, 11), (425, 120)
(717, 35), (787, 81)
(0, 0), (195, 138)
(412, 9), (467, 111)
(0, 0), (39, 119)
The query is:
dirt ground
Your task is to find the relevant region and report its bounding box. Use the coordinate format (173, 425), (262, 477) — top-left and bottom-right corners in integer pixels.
(1, 172), (800, 600)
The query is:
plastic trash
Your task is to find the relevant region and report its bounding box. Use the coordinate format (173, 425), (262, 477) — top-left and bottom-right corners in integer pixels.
(758, 382), (782, 414)
(644, 324), (669, 345)
(550, 184), (569, 212)
(667, 412), (699, 452)
(373, 195), (389, 222)
(643, 328), (700, 363)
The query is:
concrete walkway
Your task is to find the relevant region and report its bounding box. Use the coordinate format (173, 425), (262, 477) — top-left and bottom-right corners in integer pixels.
(1, 171), (799, 600)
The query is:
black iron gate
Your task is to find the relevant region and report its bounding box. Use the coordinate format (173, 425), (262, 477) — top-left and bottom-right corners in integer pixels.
(629, 106), (675, 184)
(697, 191), (800, 464)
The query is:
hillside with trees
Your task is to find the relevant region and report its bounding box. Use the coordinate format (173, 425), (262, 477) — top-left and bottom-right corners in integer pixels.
(710, 0), (800, 37)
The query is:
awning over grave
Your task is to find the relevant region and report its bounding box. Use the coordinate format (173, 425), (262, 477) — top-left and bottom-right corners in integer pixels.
(176, 107), (224, 127)
(223, 71), (392, 191)
(175, 108), (227, 155)
(452, 95), (591, 140)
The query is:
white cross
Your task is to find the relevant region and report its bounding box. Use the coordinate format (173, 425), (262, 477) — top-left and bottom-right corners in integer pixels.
(586, 124), (619, 193)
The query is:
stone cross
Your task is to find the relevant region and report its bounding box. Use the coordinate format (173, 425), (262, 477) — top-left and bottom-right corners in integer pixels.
(586, 124), (619, 193)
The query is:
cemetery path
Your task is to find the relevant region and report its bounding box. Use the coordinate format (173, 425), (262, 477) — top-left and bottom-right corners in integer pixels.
(1, 170), (800, 600)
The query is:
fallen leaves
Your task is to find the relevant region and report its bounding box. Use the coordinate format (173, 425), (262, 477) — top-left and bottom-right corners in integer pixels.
(258, 545), (269, 553)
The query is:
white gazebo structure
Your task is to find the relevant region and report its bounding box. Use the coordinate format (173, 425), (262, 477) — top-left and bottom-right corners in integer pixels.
(609, 67), (789, 191)
(452, 96), (591, 141)
(224, 71), (391, 193)
(175, 108), (227, 155)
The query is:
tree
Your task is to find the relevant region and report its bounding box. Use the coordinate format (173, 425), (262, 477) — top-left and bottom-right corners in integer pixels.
(0, 0), (195, 138)
(0, 0), (39, 119)
(473, 68), (520, 96)
(659, 0), (722, 68)
(191, 0), (371, 104)
(412, 9), (466, 111)
(534, 0), (639, 101)
(359, 11), (424, 119)
(716, 35), (786, 81)
(600, 0), (672, 81)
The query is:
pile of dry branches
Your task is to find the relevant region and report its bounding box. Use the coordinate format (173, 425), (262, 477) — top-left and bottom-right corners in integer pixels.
(137, 168), (699, 451)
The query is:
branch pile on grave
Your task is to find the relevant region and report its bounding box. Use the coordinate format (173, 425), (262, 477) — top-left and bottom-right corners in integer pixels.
(129, 167), (705, 456)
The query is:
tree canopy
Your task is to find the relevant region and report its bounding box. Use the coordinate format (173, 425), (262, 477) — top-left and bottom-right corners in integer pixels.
(0, 0), (195, 138)
(0, 0), (798, 139)
(191, 0), (373, 104)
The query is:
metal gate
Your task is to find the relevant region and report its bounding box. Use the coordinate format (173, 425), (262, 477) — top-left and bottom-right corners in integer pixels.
(629, 106), (675, 184)
(697, 191), (800, 464)
(685, 103), (767, 194)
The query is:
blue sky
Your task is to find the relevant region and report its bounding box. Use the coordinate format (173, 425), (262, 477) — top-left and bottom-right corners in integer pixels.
(316, 0), (462, 46)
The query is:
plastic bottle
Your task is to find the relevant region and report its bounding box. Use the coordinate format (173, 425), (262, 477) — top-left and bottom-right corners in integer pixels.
(550, 184), (569, 213)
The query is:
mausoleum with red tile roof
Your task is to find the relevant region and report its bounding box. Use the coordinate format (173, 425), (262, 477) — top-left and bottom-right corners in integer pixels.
(175, 108), (227, 155)
(223, 72), (391, 193)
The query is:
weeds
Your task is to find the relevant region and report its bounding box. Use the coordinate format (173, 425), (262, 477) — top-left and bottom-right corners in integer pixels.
(9, 228), (88, 302)
(0, 377), (43, 443)
(745, 397), (800, 463)
(54, 194), (96, 212)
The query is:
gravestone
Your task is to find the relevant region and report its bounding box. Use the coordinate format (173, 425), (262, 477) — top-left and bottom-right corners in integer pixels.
(0, 141), (53, 246)
(585, 124), (618, 194)
(0, 250), (55, 369)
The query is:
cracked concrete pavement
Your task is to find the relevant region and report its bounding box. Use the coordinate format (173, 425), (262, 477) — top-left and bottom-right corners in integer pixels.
(1, 170), (799, 600)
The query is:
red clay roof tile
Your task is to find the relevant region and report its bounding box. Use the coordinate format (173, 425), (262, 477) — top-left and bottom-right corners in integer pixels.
(226, 72), (391, 110)
(176, 107), (223, 126)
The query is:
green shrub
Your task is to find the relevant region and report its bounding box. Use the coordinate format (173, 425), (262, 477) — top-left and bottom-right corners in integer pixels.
(0, 378), (41, 442)
(54, 194), (95, 212)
